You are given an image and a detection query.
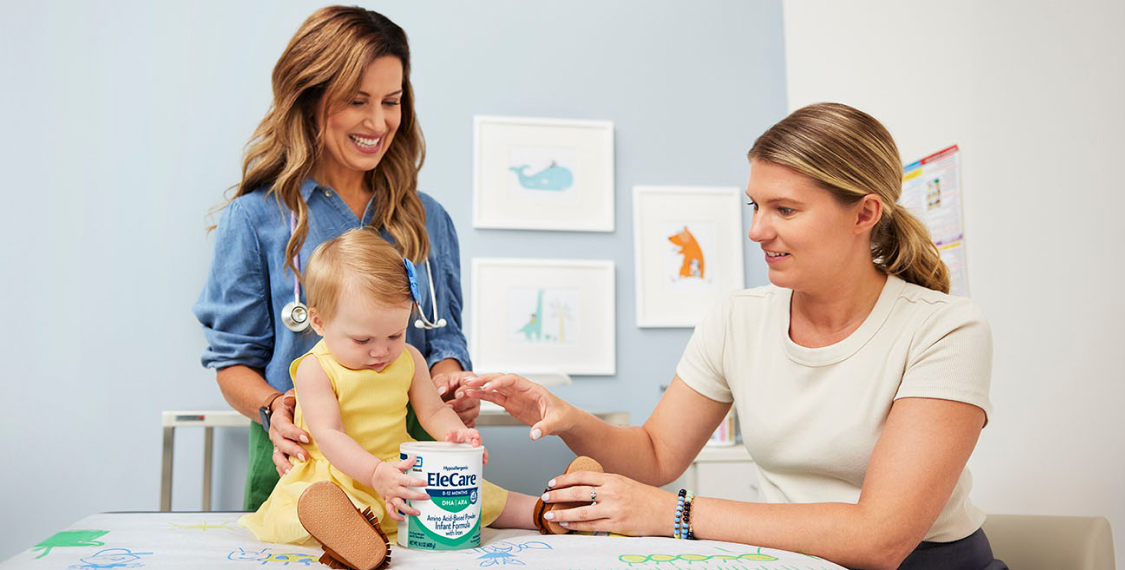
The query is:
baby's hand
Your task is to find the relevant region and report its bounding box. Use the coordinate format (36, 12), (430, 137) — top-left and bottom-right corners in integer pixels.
(444, 429), (489, 465)
(370, 456), (429, 522)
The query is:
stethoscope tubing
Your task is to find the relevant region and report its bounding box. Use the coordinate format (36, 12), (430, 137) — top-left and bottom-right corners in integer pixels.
(280, 211), (445, 332)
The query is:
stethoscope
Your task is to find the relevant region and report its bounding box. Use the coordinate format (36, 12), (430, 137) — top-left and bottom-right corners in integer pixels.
(280, 212), (447, 332)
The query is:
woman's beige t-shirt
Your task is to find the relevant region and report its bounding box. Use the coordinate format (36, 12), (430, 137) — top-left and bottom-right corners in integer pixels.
(676, 275), (993, 542)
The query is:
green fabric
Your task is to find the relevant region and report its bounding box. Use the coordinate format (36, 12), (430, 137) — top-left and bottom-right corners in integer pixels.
(405, 403), (434, 442)
(245, 424), (280, 511)
(244, 403), (432, 511)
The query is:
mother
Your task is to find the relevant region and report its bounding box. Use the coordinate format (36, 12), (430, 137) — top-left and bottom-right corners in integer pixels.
(469, 103), (1004, 570)
(193, 6), (479, 510)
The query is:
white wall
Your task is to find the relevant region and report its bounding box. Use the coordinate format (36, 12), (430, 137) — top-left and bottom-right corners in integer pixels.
(784, 0), (1125, 564)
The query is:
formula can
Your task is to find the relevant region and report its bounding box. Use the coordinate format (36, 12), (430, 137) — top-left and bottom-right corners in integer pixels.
(398, 441), (483, 550)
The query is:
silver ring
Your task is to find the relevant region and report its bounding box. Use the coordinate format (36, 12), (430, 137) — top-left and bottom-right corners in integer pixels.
(590, 488), (596, 502)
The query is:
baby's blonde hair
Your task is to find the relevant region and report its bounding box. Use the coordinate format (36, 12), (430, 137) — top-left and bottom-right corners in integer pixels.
(303, 228), (414, 324)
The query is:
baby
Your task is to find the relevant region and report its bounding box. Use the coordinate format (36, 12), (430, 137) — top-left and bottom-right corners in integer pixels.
(240, 228), (536, 567)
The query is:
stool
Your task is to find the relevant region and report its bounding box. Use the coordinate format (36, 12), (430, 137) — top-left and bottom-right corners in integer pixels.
(160, 410), (249, 511)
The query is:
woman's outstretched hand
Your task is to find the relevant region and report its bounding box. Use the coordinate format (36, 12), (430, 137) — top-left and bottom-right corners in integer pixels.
(462, 373), (575, 441)
(539, 470), (678, 537)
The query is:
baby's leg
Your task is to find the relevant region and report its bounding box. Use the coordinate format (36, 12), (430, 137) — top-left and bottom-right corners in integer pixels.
(489, 491), (538, 530)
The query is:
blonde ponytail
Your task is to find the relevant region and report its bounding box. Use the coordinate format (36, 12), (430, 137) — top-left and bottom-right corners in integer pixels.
(874, 205), (950, 293)
(748, 102), (950, 293)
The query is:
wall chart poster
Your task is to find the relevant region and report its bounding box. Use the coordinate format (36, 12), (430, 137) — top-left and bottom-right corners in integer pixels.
(900, 145), (970, 297)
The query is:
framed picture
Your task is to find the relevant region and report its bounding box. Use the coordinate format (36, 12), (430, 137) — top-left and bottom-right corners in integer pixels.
(473, 116), (615, 232)
(471, 258), (615, 375)
(633, 186), (745, 327)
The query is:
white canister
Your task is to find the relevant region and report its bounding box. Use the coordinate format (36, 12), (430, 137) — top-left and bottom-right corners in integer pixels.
(397, 442), (483, 550)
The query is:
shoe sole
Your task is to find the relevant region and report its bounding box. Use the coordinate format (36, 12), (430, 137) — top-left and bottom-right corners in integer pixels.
(297, 481), (390, 570)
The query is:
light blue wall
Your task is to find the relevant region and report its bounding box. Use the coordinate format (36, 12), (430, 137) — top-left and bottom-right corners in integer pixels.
(0, 1), (785, 560)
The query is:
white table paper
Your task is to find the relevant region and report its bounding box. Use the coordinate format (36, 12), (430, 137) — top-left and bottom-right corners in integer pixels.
(4, 512), (846, 570)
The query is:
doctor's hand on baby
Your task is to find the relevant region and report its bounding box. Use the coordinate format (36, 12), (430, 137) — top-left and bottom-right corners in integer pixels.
(267, 390), (307, 477)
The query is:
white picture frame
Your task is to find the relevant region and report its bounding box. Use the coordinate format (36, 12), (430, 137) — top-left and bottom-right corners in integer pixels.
(473, 116), (615, 232)
(471, 258), (615, 375)
(633, 186), (745, 327)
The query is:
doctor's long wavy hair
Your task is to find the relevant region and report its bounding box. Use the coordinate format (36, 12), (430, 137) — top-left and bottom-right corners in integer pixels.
(216, 6), (428, 276)
(748, 103), (950, 293)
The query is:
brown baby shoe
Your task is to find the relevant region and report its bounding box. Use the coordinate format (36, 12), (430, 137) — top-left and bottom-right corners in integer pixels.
(533, 456), (605, 534)
(297, 481), (391, 570)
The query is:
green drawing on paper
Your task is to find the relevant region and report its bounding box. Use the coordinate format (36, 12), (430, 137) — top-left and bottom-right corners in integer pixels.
(31, 530), (108, 559)
(167, 520), (234, 531)
(619, 547), (779, 565)
(516, 290), (544, 341)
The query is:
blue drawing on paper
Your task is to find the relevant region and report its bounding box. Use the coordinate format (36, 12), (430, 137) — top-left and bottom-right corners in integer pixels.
(68, 548), (152, 569)
(227, 547), (318, 566)
(509, 162), (573, 191)
(470, 540), (552, 567)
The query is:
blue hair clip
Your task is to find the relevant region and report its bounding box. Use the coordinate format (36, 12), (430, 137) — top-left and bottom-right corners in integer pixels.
(403, 258), (422, 306)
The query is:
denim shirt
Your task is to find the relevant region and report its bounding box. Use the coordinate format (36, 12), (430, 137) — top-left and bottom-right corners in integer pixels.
(193, 178), (471, 393)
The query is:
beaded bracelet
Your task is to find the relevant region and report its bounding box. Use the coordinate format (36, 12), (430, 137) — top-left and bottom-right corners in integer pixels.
(673, 489), (686, 539)
(673, 489), (695, 539)
(683, 491), (695, 540)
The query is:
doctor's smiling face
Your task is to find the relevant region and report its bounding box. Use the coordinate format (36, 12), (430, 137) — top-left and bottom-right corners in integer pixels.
(316, 55), (405, 178)
(745, 159), (881, 294)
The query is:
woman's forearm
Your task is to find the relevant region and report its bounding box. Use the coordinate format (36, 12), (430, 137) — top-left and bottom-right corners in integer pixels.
(691, 498), (912, 570)
(557, 412), (673, 486)
(216, 365), (279, 422)
(558, 377), (725, 486)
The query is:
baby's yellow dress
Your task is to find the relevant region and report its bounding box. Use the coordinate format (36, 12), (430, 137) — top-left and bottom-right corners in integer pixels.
(240, 340), (507, 545)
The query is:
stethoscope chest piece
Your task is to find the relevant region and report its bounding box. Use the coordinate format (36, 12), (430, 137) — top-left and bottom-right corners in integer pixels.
(281, 300), (310, 332)
(281, 211), (311, 333)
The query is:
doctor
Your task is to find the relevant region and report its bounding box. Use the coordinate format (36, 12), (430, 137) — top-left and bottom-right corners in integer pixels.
(193, 6), (478, 511)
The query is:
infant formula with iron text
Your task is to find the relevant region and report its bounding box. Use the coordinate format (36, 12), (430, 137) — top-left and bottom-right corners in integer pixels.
(398, 442), (483, 550)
